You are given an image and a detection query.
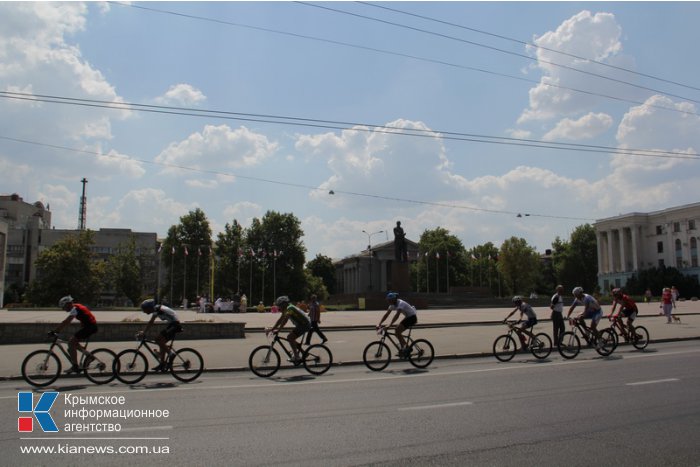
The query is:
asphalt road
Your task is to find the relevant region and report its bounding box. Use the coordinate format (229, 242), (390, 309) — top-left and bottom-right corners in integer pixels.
(1, 340), (698, 467)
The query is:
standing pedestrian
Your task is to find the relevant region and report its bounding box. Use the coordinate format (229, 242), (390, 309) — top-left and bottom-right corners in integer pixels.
(660, 287), (675, 323)
(550, 285), (565, 345)
(305, 294), (328, 345)
(644, 288), (652, 304)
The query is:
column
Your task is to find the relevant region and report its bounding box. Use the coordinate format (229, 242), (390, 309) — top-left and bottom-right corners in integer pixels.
(619, 228), (627, 272)
(607, 230), (615, 273)
(630, 226), (639, 271)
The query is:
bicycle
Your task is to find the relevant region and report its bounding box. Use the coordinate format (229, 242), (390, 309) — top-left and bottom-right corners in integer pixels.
(557, 317), (616, 359)
(492, 322), (552, 362)
(362, 325), (434, 371)
(248, 330), (333, 378)
(113, 333), (203, 384)
(608, 314), (650, 350)
(21, 333), (116, 387)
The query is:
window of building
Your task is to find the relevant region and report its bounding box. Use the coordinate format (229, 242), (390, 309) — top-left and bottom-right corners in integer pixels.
(692, 237), (698, 268)
(658, 259), (665, 268)
(656, 225), (663, 235)
(675, 239), (683, 268)
(673, 222), (681, 233)
(657, 241), (663, 253)
(690, 219), (697, 231)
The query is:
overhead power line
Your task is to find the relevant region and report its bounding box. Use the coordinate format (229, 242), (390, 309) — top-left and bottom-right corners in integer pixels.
(2, 91), (698, 161)
(356, 1), (700, 93)
(109, 1), (700, 119)
(0, 134), (595, 222)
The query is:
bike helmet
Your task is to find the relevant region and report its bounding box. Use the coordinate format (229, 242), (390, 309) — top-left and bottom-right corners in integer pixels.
(275, 295), (290, 307)
(512, 295), (522, 304)
(572, 286), (584, 296)
(386, 292), (399, 301)
(611, 288), (622, 297)
(141, 298), (156, 313)
(58, 295), (74, 308)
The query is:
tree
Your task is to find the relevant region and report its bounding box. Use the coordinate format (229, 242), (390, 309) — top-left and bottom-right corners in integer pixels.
(306, 254), (336, 295)
(162, 209), (213, 305)
(552, 224), (598, 293)
(26, 231), (105, 306)
(498, 237), (540, 296)
(106, 236), (142, 306)
(302, 269), (329, 301)
(624, 266), (700, 298)
(213, 220), (245, 298)
(466, 242), (500, 295)
(413, 227), (467, 293)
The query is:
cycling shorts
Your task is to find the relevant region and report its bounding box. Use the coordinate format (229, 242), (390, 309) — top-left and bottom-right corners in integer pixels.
(74, 323), (98, 340)
(521, 317), (538, 328)
(579, 308), (603, 324)
(160, 322), (183, 340)
(401, 315), (417, 328)
(621, 307), (638, 320)
(292, 322), (311, 337)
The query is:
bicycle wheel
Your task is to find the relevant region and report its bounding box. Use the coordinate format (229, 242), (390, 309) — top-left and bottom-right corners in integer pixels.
(169, 348), (204, 382)
(493, 335), (517, 362)
(363, 341), (391, 371)
(303, 344), (333, 376)
(249, 345), (281, 378)
(602, 327), (619, 351)
(558, 331), (580, 359)
(84, 348), (117, 385)
(408, 339), (434, 369)
(114, 349), (148, 384)
(631, 326), (649, 350)
(530, 333), (552, 360)
(22, 350), (61, 387)
(594, 329), (616, 357)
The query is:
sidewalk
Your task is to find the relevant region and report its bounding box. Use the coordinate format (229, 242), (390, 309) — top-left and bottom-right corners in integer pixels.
(2, 304), (699, 380)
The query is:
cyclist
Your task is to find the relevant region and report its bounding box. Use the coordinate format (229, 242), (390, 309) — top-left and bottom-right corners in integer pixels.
(503, 296), (538, 349)
(139, 299), (183, 371)
(377, 292), (417, 358)
(566, 286), (603, 341)
(52, 295), (98, 374)
(268, 296), (311, 363)
(609, 288), (638, 341)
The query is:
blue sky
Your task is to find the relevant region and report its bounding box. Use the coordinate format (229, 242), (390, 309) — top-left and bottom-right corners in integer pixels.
(1, 1), (699, 260)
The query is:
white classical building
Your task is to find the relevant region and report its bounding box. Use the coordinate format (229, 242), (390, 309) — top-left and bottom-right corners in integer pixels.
(594, 202), (700, 291)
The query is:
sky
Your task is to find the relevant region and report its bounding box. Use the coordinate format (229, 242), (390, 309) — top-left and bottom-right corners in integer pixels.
(1, 1), (700, 261)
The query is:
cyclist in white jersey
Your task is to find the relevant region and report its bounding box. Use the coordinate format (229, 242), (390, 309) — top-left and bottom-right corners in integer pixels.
(566, 287), (603, 340)
(378, 292), (417, 357)
(140, 299), (183, 371)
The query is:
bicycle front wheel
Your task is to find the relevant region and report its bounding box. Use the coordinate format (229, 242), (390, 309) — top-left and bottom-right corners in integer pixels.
(114, 349), (148, 384)
(22, 350), (61, 387)
(530, 333), (552, 360)
(594, 329), (616, 357)
(84, 348), (117, 385)
(408, 339), (434, 369)
(303, 344), (332, 376)
(363, 341), (391, 371)
(249, 345), (280, 378)
(558, 331), (580, 359)
(631, 326), (649, 350)
(169, 348), (204, 382)
(493, 335), (517, 362)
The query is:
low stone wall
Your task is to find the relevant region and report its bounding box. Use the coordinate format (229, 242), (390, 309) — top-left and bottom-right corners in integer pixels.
(0, 322), (245, 345)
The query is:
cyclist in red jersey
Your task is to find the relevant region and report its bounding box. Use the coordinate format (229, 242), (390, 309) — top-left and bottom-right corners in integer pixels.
(52, 295), (98, 373)
(609, 288), (638, 341)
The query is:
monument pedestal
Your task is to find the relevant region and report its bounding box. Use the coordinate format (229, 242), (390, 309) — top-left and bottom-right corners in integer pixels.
(390, 261), (411, 293)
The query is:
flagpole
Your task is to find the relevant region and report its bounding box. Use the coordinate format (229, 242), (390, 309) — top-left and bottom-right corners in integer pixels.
(446, 252), (449, 294)
(196, 247), (200, 297)
(435, 252), (439, 294)
(183, 245), (188, 308)
(237, 247), (241, 293)
(170, 246), (174, 306)
(426, 252), (430, 294)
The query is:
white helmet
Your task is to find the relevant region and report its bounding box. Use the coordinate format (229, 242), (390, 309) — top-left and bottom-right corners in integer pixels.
(572, 287), (584, 296)
(58, 295), (74, 308)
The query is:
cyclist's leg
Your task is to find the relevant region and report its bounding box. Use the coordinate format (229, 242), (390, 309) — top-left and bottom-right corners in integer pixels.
(395, 323), (407, 349)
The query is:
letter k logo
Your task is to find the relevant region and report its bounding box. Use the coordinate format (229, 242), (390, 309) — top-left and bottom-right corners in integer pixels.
(18, 392), (59, 432)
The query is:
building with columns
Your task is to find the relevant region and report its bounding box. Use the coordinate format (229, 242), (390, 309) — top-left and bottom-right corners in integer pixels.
(334, 239), (420, 294)
(594, 202), (700, 291)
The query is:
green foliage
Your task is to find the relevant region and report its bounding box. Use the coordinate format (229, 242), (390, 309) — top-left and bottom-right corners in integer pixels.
(498, 237), (540, 296)
(624, 267), (700, 298)
(26, 231), (104, 306)
(302, 269), (329, 301)
(213, 220), (244, 298)
(466, 242), (500, 295)
(105, 236), (142, 306)
(551, 224), (598, 293)
(306, 254), (336, 295)
(414, 227), (467, 293)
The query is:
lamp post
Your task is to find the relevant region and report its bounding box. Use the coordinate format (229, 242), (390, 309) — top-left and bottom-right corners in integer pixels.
(362, 230), (384, 291)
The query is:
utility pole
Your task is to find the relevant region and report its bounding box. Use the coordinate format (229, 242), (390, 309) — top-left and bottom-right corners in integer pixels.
(78, 178), (88, 230)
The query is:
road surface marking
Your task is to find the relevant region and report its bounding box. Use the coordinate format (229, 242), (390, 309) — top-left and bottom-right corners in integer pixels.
(398, 401), (473, 411)
(626, 378), (680, 386)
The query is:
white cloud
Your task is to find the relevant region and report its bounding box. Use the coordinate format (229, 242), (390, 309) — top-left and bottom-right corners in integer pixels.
(112, 188), (197, 231)
(155, 124), (278, 177)
(154, 83), (206, 106)
(543, 112), (613, 141)
(222, 201), (262, 227)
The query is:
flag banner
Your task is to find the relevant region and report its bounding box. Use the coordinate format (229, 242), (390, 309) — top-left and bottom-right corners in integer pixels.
(198, 247), (202, 256)
(184, 246), (189, 256)
(157, 243), (162, 253)
(436, 252), (440, 259)
(172, 246), (175, 254)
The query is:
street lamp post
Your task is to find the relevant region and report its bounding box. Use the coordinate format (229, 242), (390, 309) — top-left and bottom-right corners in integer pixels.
(362, 230), (384, 291)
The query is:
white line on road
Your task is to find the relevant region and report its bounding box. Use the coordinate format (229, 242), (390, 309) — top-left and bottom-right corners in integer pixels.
(398, 401), (473, 411)
(626, 378), (680, 386)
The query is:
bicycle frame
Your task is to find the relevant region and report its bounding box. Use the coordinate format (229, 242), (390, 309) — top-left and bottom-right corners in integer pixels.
(375, 326), (414, 353)
(48, 335), (92, 366)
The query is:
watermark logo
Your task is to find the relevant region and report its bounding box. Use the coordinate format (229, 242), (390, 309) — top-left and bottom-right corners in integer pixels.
(18, 392), (59, 433)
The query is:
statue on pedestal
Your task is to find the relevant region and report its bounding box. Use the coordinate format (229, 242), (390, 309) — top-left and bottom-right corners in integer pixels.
(393, 221), (408, 263)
